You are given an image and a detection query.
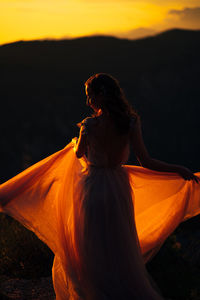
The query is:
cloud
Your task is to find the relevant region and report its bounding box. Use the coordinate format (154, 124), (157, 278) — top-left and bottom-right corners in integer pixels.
(169, 6), (200, 16)
(106, 6), (200, 40)
(167, 6), (200, 29)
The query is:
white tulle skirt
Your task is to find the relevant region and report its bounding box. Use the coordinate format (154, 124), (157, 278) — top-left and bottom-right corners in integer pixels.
(0, 141), (200, 299)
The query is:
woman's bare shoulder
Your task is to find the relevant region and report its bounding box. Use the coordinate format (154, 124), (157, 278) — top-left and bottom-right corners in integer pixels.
(82, 116), (96, 124)
(77, 116), (96, 128)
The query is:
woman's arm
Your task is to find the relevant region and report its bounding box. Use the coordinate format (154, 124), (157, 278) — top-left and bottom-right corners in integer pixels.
(74, 123), (87, 158)
(130, 117), (199, 183)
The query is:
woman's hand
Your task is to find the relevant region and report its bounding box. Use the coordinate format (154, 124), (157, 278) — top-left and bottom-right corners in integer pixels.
(177, 166), (200, 183)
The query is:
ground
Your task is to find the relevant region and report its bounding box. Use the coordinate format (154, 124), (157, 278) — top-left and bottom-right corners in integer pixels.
(0, 276), (55, 300)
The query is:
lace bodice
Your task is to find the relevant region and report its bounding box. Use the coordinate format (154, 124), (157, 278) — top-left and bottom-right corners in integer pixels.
(80, 116), (135, 167)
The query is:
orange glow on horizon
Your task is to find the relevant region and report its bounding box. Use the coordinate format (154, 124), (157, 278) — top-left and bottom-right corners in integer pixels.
(0, 0), (200, 45)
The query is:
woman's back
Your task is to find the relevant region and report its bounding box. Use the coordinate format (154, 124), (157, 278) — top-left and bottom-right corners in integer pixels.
(84, 115), (132, 167)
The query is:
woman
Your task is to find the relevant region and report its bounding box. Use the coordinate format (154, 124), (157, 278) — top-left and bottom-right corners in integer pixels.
(0, 73), (200, 300)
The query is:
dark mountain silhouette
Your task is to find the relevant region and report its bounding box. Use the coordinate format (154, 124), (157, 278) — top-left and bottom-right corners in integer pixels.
(0, 28), (200, 182)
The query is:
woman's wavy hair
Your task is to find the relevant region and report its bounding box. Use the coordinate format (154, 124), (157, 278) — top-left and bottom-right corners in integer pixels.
(85, 73), (138, 134)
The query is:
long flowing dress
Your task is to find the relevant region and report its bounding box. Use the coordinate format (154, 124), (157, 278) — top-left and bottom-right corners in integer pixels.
(0, 115), (200, 300)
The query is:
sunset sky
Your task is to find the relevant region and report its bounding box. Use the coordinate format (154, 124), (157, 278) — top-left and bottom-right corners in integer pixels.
(1, 0), (200, 45)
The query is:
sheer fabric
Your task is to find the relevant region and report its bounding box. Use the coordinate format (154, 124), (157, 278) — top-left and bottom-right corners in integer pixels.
(0, 116), (200, 300)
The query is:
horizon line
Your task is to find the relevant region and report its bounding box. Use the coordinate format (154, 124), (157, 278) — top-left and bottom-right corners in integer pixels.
(1, 27), (200, 47)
